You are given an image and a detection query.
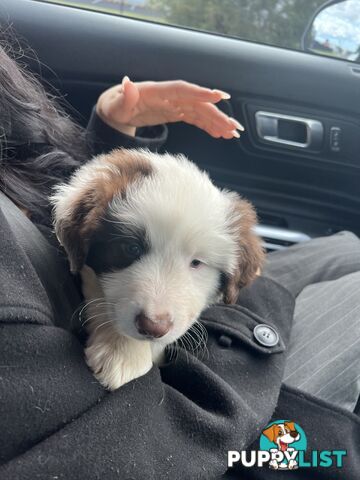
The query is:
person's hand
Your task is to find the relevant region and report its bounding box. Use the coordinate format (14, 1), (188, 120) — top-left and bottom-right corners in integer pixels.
(96, 77), (244, 139)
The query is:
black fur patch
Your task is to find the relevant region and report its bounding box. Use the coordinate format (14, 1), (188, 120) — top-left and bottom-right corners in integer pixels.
(85, 214), (149, 274)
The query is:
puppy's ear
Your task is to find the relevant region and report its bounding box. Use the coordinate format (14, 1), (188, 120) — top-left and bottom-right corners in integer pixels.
(51, 149), (153, 273)
(262, 425), (278, 443)
(285, 421), (296, 431)
(52, 185), (109, 273)
(223, 196), (265, 304)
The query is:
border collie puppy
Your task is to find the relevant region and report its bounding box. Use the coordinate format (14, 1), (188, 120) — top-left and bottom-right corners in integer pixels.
(52, 149), (264, 390)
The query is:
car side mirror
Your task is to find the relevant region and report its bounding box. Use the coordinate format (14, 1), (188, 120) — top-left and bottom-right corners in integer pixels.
(302, 0), (360, 62)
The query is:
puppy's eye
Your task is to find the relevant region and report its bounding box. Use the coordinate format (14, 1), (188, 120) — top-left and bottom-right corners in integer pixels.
(190, 259), (203, 269)
(124, 243), (143, 258)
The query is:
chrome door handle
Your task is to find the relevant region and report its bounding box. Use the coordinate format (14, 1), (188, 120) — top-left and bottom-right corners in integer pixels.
(255, 111), (324, 149)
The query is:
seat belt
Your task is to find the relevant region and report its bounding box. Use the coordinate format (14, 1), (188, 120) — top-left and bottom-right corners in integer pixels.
(0, 192), (82, 329)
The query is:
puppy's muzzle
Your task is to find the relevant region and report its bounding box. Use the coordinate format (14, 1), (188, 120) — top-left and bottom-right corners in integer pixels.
(135, 311), (172, 338)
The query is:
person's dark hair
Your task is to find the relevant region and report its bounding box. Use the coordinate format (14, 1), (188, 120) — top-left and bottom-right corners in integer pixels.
(0, 36), (88, 225)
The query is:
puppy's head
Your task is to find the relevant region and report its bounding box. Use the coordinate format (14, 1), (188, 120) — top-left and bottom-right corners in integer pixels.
(52, 149), (264, 344)
(262, 422), (300, 450)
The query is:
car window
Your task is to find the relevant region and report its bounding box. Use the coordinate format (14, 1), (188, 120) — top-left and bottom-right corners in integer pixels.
(37, 1), (360, 63)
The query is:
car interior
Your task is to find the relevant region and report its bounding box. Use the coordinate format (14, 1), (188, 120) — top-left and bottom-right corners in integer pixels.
(2, 0), (360, 255)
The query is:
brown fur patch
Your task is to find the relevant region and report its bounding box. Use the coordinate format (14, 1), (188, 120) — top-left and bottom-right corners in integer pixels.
(56, 149), (152, 272)
(285, 422), (296, 432)
(262, 424), (281, 443)
(223, 196), (265, 304)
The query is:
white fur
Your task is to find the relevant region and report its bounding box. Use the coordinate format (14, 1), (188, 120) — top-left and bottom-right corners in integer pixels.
(53, 150), (244, 390)
(103, 154), (238, 339)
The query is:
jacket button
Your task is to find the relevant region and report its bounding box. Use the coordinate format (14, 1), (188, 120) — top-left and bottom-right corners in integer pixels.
(218, 335), (232, 348)
(253, 324), (279, 347)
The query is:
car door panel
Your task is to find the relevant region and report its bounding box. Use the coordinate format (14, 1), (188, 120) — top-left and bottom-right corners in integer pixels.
(2, 0), (359, 240)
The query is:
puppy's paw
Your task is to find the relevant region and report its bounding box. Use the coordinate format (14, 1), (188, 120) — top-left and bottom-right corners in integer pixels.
(269, 460), (279, 470)
(85, 334), (153, 390)
(288, 459), (298, 470)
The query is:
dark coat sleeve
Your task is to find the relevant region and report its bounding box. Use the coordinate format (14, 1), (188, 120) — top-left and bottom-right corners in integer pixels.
(86, 107), (168, 155)
(0, 206), (295, 480)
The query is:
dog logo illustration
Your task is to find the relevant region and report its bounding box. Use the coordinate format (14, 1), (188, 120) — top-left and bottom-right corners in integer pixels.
(260, 420), (306, 470)
(228, 419), (347, 470)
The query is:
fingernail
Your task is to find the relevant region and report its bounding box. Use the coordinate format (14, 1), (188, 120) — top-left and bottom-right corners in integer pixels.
(122, 75), (130, 86)
(230, 118), (245, 131)
(213, 89), (231, 100)
(232, 130), (240, 138)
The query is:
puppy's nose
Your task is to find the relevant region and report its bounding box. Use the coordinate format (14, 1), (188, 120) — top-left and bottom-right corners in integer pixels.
(135, 312), (172, 338)
(290, 431), (299, 438)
